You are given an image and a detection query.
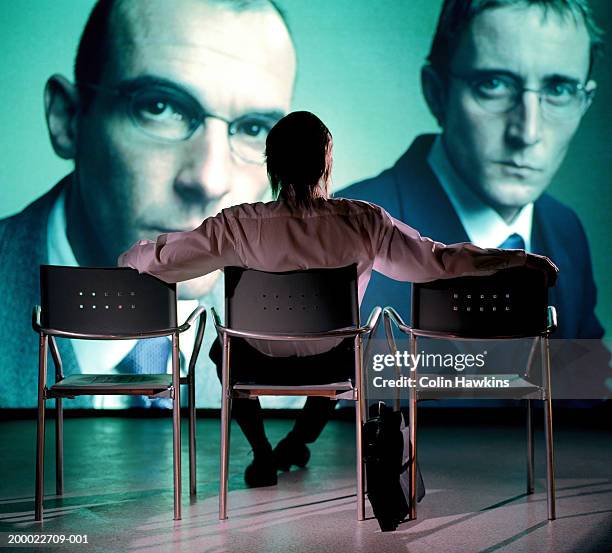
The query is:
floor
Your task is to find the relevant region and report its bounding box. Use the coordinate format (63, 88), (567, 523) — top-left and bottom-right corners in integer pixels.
(0, 407), (611, 553)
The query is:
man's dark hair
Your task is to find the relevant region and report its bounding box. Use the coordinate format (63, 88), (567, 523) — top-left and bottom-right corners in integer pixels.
(74, 0), (291, 110)
(265, 111), (333, 208)
(427, 0), (604, 80)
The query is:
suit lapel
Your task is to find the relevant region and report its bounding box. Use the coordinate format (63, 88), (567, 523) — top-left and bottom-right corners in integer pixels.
(532, 197), (574, 337)
(391, 135), (470, 244)
(3, 179), (81, 405)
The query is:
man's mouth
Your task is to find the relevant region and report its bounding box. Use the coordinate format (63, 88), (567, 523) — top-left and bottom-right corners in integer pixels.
(497, 160), (542, 172)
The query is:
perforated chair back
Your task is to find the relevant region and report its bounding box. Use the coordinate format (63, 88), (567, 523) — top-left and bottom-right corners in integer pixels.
(40, 265), (177, 335)
(385, 265), (558, 523)
(411, 266), (549, 338)
(225, 264), (359, 333)
(218, 264), (376, 522)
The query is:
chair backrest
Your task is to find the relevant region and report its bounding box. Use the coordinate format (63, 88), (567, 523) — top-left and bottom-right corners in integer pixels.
(40, 265), (177, 335)
(411, 266), (549, 338)
(224, 265), (359, 333)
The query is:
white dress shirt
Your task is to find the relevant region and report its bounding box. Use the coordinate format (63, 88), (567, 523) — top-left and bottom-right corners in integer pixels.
(427, 136), (533, 251)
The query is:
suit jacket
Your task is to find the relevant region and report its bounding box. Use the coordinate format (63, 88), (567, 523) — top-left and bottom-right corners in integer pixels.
(0, 178), (88, 407)
(340, 134), (605, 341)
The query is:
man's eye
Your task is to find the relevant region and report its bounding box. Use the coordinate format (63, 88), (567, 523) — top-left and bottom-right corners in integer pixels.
(130, 87), (196, 125)
(144, 100), (168, 116)
(473, 76), (513, 97)
(137, 98), (186, 122)
(545, 82), (576, 98)
(233, 117), (276, 139)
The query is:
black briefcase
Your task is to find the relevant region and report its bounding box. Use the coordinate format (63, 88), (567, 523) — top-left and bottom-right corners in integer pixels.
(363, 402), (425, 531)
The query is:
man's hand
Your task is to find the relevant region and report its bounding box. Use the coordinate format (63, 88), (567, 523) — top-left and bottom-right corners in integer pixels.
(525, 253), (559, 286)
(117, 240), (152, 269)
(117, 252), (128, 267)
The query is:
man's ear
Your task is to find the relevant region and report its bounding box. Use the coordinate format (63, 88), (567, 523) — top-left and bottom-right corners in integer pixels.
(421, 65), (446, 127)
(584, 79), (597, 111)
(44, 74), (80, 160)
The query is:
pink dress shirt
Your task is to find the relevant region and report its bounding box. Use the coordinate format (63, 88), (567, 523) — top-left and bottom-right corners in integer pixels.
(118, 198), (528, 355)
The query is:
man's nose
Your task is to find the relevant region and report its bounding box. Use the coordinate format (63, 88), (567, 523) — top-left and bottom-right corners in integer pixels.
(173, 119), (232, 206)
(505, 91), (543, 148)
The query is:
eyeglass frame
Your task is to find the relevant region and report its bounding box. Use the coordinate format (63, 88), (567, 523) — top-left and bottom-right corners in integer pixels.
(76, 79), (285, 165)
(447, 70), (596, 121)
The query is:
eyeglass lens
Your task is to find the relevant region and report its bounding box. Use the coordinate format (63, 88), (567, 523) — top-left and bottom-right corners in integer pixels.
(457, 73), (589, 120)
(126, 84), (281, 163)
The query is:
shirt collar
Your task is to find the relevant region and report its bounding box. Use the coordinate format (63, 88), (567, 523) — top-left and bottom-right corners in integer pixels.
(46, 187), (198, 372)
(427, 135), (533, 251)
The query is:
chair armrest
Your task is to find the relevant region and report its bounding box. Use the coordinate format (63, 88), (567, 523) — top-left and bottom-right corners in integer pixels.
(211, 306), (222, 327)
(48, 335), (64, 380)
(383, 306), (410, 364)
(212, 303), (379, 342)
(187, 309), (207, 377)
(364, 306), (382, 333)
(212, 324), (373, 342)
(383, 306), (412, 335)
(32, 305), (184, 339)
(547, 305), (558, 334)
(178, 304), (206, 332)
(383, 305), (542, 340)
(32, 327), (183, 340)
(32, 306), (65, 379)
(32, 305), (42, 333)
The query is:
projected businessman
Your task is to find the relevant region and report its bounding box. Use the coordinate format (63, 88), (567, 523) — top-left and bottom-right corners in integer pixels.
(342, 0), (605, 344)
(0, 0), (295, 407)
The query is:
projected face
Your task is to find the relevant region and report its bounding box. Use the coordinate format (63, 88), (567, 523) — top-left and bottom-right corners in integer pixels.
(438, 5), (594, 222)
(73, 0), (295, 298)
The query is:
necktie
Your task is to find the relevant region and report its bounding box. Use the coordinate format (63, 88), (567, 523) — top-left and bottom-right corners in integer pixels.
(498, 233), (525, 250)
(117, 337), (172, 408)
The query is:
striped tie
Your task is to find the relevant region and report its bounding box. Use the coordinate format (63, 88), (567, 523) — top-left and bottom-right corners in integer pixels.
(117, 337), (172, 408)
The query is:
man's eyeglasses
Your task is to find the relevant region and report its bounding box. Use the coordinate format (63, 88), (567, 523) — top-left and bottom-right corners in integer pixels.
(449, 71), (595, 121)
(78, 81), (283, 164)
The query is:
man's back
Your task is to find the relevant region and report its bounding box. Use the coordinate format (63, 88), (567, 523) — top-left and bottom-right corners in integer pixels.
(120, 197), (531, 307)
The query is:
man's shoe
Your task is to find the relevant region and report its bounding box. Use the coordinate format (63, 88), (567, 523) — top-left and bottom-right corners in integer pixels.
(244, 450), (278, 488)
(273, 436), (310, 471)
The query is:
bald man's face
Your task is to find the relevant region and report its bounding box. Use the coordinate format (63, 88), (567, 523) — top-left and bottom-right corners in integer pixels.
(75, 0), (296, 298)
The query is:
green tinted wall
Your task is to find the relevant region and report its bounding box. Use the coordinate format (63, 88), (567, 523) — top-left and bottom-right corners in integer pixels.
(0, 1), (610, 329)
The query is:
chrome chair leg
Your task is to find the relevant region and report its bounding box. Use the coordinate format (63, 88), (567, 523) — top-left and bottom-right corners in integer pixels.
(544, 398), (556, 520)
(189, 371), (197, 498)
(355, 335), (365, 521)
(172, 334), (182, 521)
(542, 337), (556, 520)
(219, 335), (231, 520)
(56, 398), (64, 496)
(356, 399), (365, 521)
(408, 332), (417, 520)
(526, 398), (534, 494)
(35, 334), (48, 522)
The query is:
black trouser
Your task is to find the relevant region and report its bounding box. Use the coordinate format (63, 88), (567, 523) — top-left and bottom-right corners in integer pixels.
(210, 337), (354, 453)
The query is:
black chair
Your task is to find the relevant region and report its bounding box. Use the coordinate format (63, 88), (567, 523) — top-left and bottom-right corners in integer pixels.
(383, 266), (557, 521)
(32, 266), (206, 521)
(211, 265), (381, 521)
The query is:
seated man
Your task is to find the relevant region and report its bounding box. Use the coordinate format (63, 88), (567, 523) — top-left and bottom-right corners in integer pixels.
(119, 111), (556, 487)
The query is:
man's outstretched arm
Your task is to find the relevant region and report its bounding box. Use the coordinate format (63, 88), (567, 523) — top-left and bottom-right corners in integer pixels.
(117, 210), (243, 282)
(373, 207), (558, 284)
